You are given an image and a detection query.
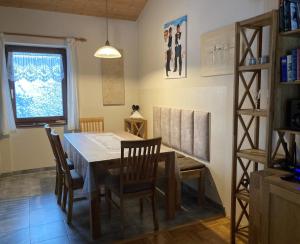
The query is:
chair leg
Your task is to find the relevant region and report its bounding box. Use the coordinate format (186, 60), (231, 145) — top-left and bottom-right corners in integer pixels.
(57, 174), (63, 206)
(198, 171), (205, 206)
(176, 182), (182, 210)
(139, 198), (143, 215)
(62, 184), (68, 211)
(55, 171), (58, 195)
(151, 193), (159, 231)
(105, 188), (112, 219)
(120, 198), (125, 234)
(67, 189), (74, 225)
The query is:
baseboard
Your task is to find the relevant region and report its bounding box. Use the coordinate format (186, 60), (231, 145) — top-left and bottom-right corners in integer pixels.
(0, 166), (56, 178)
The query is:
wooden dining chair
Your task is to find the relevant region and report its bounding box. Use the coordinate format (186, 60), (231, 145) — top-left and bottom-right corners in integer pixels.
(79, 117), (104, 133)
(105, 137), (162, 231)
(51, 130), (84, 224)
(44, 124), (74, 205)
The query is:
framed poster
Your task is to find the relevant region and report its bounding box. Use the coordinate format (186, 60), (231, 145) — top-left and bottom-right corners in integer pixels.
(163, 15), (187, 79)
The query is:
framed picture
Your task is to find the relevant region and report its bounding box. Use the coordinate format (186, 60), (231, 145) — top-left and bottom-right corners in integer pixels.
(101, 50), (125, 106)
(200, 24), (235, 77)
(163, 15), (187, 79)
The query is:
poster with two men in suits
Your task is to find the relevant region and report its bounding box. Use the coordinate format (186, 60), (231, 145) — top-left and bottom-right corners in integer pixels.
(163, 15), (187, 79)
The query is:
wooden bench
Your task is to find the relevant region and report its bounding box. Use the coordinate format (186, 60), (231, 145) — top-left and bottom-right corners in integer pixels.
(158, 152), (206, 208)
(153, 107), (210, 208)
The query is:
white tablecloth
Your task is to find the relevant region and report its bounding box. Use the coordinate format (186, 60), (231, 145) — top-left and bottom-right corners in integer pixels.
(64, 133), (123, 195)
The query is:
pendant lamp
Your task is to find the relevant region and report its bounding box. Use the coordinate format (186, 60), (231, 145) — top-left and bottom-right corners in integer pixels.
(94, 0), (121, 58)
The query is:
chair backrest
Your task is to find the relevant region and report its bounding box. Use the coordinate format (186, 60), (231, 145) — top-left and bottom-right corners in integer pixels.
(51, 130), (71, 182)
(120, 137), (162, 192)
(44, 124), (63, 174)
(79, 117), (104, 133)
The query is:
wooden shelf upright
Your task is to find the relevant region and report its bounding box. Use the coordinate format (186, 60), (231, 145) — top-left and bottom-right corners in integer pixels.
(231, 10), (278, 244)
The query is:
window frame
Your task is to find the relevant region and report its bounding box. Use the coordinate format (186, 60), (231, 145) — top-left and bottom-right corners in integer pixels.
(5, 45), (68, 127)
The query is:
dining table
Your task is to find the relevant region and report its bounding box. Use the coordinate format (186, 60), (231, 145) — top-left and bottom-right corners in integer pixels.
(64, 131), (176, 240)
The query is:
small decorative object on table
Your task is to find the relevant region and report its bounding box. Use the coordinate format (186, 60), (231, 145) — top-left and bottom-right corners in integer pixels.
(130, 104), (143, 118)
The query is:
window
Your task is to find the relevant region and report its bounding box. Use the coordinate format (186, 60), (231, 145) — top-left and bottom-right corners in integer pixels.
(5, 45), (67, 126)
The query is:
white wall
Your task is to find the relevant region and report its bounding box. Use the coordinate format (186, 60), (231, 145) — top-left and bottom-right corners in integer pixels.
(0, 6), (139, 172)
(137, 0), (266, 215)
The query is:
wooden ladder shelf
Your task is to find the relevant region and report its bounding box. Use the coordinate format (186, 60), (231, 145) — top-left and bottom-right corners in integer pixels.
(231, 10), (278, 244)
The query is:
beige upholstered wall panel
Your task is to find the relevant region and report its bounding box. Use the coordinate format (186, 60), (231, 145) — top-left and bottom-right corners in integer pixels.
(181, 109), (194, 155)
(153, 107), (161, 138)
(153, 106), (210, 162)
(170, 108), (181, 149)
(160, 107), (171, 146)
(194, 111), (210, 161)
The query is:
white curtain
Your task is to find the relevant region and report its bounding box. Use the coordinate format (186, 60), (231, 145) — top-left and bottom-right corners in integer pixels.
(0, 33), (16, 135)
(66, 38), (79, 131)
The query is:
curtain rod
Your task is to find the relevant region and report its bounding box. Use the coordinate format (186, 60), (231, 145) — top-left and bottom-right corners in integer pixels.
(2, 32), (87, 42)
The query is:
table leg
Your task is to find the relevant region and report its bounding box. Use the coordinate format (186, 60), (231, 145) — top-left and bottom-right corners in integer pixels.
(89, 192), (101, 240)
(165, 151), (176, 219)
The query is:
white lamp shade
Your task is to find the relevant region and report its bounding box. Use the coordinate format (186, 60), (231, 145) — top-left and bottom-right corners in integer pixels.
(130, 111), (144, 119)
(94, 44), (122, 58)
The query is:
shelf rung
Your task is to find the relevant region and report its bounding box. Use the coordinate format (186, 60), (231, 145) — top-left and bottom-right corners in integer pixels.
(275, 128), (300, 135)
(279, 80), (300, 85)
(237, 149), (267, 164)
(239, 63), (270, 72)
(280, 29), (300, 37)
(237, 109), (267, 117)
(237, 149), (285, 164)
(239, 11), (273, 28)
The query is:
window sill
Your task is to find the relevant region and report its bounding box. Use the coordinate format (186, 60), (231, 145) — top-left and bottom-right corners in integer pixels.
(16, 121), (67, 128)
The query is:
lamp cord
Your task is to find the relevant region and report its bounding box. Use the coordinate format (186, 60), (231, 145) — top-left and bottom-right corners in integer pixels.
(106, 0), (109, 43)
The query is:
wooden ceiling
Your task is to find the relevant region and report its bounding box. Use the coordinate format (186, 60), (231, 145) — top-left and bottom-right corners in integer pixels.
(0, 0), (147, 21)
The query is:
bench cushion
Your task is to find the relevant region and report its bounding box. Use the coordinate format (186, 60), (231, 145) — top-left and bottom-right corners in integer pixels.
(176, 152), (185, 158)
(158, 153), (205, 172)
(176, 157), (205, 171)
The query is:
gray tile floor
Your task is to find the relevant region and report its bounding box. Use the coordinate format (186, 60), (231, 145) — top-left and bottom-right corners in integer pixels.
(0, 170), (224, 243)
